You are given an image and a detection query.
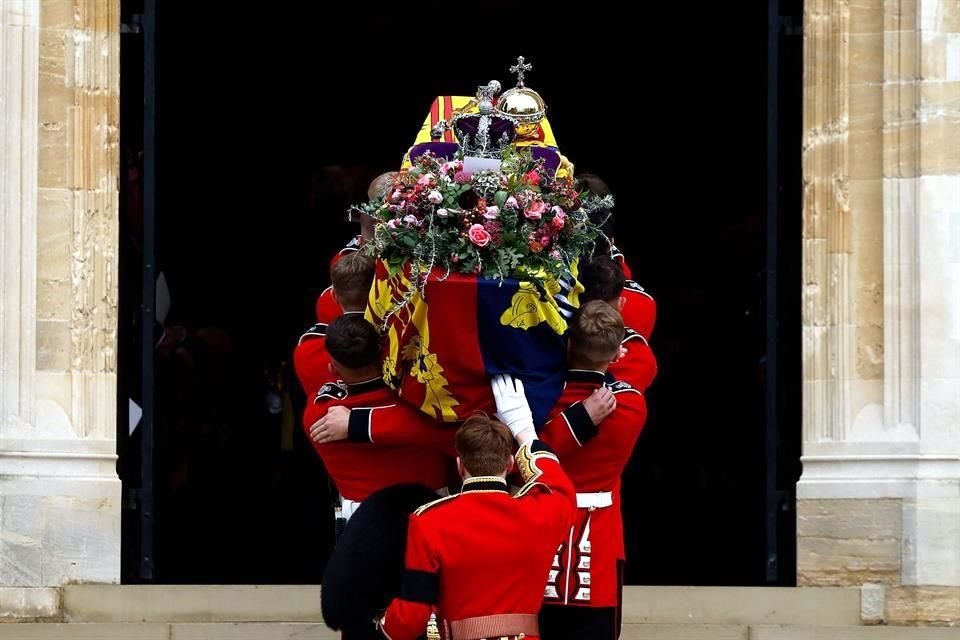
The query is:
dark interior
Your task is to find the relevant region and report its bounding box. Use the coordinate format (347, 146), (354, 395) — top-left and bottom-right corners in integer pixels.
(118, 0), (804, 585)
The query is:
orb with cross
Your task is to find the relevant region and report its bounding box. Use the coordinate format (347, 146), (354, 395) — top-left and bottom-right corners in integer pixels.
(495, 56), (547, 140)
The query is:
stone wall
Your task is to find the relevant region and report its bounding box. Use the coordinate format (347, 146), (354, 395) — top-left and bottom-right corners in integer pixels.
(800, 0), (960, 625)
(0, 0), (121, 587)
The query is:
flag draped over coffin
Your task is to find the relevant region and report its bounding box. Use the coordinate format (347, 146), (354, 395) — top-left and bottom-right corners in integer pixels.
(366, 260), (583, 427)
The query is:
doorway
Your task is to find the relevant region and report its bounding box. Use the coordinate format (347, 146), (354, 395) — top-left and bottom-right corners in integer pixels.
(118, 0), (804, 586)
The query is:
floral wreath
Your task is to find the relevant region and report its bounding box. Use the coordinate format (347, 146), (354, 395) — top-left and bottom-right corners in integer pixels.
(351, 147), (614, 285)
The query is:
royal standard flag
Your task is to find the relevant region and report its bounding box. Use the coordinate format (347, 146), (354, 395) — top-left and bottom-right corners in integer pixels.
(366, 261), (583, 426)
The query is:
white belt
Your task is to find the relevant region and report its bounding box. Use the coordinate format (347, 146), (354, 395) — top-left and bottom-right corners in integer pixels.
(338, 487), (451, 524)
(576, 491), (613, 509)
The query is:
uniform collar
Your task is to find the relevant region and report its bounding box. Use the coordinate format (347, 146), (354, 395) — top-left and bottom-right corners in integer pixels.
(460, 476), (509, 494)
(566, 369), (607, 385)
(345, 377), (387, 395)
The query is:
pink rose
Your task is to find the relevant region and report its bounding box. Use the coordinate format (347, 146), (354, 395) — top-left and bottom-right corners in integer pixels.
(483, 205), (500, 220)
(427, 190), (443, 204)
(539, 234), (552, 248)
(403, 214), (420, 227)
(524, 198), (546, 220)
(436, 208), (450, 218)
(454, 171), (472, 184)
(504, 196), (519, 209)
(387, 219), (400, 229)
(468, 223), (492, 248)
(417, 173), (435, 187)
(390, 189), (403, 202)
(551, 206), (567, 229)
(550, 249), (562, 259)
(440, 160), (463, 174)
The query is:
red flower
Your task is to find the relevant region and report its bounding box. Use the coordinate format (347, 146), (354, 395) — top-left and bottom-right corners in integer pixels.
(524, 170), (541, 186)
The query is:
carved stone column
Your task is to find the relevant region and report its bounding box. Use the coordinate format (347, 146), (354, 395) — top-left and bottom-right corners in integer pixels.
(800, 0), (960, 624)
(0, 0), (120, 586)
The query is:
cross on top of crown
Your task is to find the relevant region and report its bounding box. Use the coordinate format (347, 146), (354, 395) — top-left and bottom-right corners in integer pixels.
(509, 56), (533, 87)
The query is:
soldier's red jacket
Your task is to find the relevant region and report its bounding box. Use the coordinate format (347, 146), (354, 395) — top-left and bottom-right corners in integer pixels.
(292, 322), (333, 398)
(303, 378), (454, 502)
(611, 244), (632, 281)
(381, 440), (576, 640)
(315, 236), (362, 324)
(538, 370), (647, 609)
(620, 280), (656, 341)
(292, 311), (372, 401)
(609, 327), (657, 392)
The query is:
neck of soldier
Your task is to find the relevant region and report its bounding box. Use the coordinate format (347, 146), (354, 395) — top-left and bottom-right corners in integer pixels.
(334, 291), (366, 315)
(461, 468), (508, 482)
(567, 355), (610, 375)
(340, 304), (365, 314)
(337, 364), (382, 385)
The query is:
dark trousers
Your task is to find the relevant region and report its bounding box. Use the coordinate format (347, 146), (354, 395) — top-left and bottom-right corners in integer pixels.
(539, 560), (624, 640)
(339, 621), (385, 640)
(540, 606), (617, 640)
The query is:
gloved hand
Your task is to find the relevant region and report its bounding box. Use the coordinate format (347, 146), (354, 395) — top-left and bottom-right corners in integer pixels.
(491, 374), (534, 438)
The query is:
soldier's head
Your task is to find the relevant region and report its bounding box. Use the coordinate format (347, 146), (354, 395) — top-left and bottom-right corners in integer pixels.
(325, 314), (382, 382)
(568, 300), (625, 371)
(579, 255), (626, 311)
(331, 253), (375, 313)
(455, 412), (515, 480)
(360, 172), (399, 240)
(575, 172), (615, 253)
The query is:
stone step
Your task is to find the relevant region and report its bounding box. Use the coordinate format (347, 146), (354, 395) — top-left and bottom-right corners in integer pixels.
(63, 585), (863, 625)
(6, 624), (960, 640)
(0, 623), (337, 640)
(620, 586), (862, 626)
(622, 624), (749, 639)
(63, 585), (324, 623)
(751, 627), (960, 640)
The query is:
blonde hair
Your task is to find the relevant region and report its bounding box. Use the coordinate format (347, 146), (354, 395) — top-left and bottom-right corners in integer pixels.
(331, 253), (375, 310)
(569, 300), (624, 367)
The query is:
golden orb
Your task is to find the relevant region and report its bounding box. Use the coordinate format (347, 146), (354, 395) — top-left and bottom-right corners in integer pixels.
(496, 86), (547, 138)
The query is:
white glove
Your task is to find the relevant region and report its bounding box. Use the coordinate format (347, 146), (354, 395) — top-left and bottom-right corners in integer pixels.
(491, 374), (534, 438)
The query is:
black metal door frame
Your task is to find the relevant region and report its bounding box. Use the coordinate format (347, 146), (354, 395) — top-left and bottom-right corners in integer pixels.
(140, 0), (157, 582)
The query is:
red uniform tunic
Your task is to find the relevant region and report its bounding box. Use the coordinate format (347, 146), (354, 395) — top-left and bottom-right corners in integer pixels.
(609, 327), (657, 392)
(381, 441), (577, 640)
(292, 322), (333, 398)
(538, 370), (647, 609)
(620, 280), (656, 341)
(304, 378), (454, 502)
(292, 312), (369, 400)
(610, 244), (632, 281)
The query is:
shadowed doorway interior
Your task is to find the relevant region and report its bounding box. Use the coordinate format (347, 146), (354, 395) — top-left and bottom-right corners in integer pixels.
(117, 0), (803, 586)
